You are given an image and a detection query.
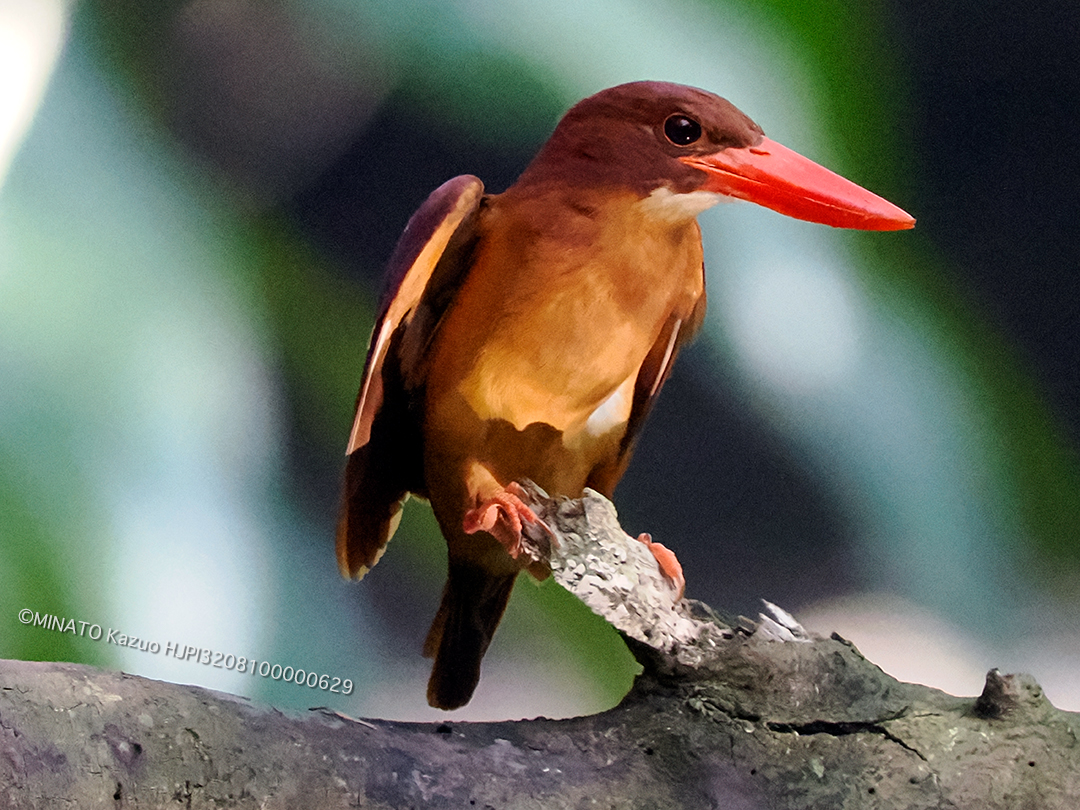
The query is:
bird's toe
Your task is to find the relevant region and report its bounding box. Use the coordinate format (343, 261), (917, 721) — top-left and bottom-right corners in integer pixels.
(636, 532), (686, 598)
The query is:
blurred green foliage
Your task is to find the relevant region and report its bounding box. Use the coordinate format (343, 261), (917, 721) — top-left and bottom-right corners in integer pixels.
(0, 452), (106, 666)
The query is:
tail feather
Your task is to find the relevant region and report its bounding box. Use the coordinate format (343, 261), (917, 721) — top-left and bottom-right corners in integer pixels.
(425, 562), (517, 710)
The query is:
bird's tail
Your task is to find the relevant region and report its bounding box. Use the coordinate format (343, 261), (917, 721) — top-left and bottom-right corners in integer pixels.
(423, 561), (518, 710)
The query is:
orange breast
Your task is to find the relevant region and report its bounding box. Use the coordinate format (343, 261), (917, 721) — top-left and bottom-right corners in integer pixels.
(422, 187), (704, 504)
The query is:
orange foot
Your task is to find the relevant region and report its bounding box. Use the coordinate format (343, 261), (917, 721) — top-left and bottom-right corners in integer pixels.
(636, 533), (685, 598)
(463, 482), (550, 561)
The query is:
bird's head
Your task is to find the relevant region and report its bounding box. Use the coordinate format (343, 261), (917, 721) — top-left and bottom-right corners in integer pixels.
(517, 81), (914, 231)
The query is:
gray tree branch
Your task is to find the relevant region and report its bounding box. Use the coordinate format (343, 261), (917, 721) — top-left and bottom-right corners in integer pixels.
(2, 486), (1078, 808)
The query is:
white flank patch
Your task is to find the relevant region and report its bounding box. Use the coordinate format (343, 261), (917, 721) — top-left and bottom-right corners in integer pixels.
(585, 377), (634, 437)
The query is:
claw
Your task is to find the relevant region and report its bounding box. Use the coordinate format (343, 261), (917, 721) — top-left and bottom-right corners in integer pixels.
(463, 481), (548, 561)
(636, 532), (685, 598)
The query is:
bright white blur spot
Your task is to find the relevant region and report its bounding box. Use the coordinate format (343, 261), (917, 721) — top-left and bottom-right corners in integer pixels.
(0, 0), (67, 187)
(0, 40), (280, 695)
(802, 593), (1080, 712)
(801, 594), (992, 698)
(703, 203), (867, 395)
(728, 257), (861, 393)
(109, 493), (272, 692)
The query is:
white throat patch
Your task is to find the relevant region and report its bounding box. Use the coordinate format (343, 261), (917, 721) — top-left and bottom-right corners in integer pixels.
(637, 187), (723, 222)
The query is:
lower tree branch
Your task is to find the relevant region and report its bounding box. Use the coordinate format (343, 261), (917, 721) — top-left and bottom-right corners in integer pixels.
(2, 487), (1078, 808)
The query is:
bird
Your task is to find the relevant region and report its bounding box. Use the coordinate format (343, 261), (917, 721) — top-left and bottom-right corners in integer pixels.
(336, 81), (914, 710)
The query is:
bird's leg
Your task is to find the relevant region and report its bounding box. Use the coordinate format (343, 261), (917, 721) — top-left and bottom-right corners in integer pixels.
(636, 532), (685, 598)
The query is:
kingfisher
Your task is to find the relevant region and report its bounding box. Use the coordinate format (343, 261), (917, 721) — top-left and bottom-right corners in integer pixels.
(336, 81), (914, 709)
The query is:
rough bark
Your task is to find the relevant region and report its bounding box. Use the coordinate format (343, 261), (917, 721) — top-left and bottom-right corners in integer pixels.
(2, 487), (1077, 808)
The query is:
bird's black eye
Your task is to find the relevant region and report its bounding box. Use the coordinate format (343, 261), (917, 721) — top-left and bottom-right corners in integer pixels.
(664, 115), (702, 146)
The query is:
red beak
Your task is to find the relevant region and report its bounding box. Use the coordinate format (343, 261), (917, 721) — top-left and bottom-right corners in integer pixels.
(679, 136), (915, 231)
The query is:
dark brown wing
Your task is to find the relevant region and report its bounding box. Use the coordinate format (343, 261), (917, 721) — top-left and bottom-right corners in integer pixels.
(586, 288), (706, 497)
(336, 175), (484, 579)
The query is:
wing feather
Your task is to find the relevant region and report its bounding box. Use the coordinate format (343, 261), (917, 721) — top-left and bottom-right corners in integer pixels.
(627, 289), (707, 451)
(347, 175), (485, 453)
(337, 175), (484, 578)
